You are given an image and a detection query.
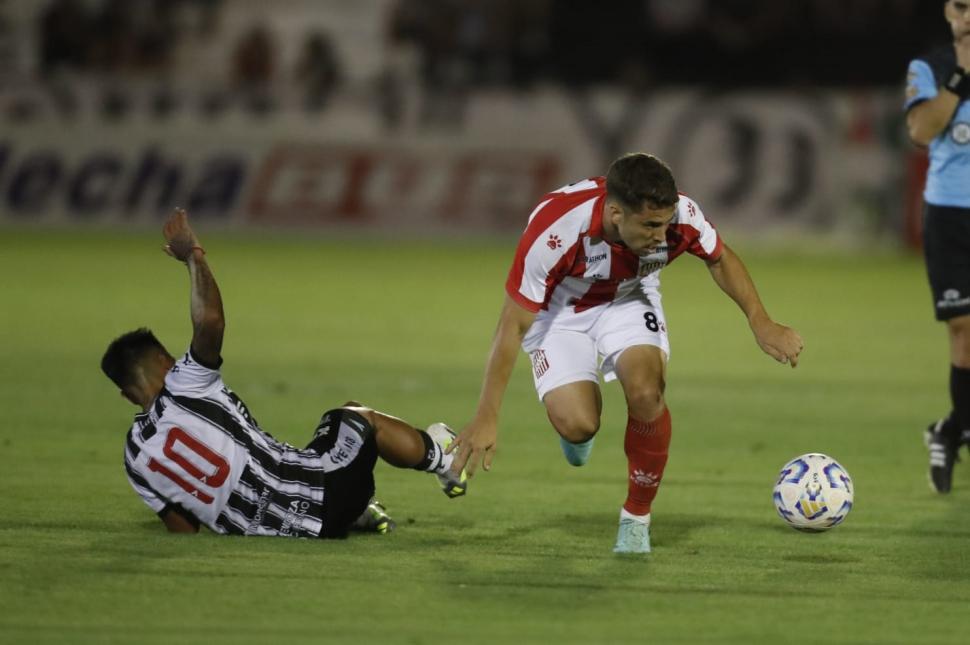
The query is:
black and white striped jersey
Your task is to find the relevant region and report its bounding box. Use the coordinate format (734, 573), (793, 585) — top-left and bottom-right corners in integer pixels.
(122, 349), (367, 537)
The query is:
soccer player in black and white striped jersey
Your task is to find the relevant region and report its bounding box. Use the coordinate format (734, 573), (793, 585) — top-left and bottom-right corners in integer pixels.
(101, 209), (467, 537)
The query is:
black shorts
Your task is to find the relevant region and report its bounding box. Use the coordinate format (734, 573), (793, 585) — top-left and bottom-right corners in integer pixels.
(923, 203), (970, 321)
(304, 408), (377, 539)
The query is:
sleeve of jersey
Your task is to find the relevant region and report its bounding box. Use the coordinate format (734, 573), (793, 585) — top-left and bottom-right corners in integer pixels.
(905, 59), (937, 112)
(681, 198), (723, 261)
(505, 223), (572, 313)
(126, 468), (167, 513)
(163, 348), (224, 398)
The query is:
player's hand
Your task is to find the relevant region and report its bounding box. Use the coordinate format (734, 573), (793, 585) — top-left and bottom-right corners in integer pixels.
(751, 317), (803, 368)
(162, 208), (202, 262)
(447, 417), (498, 478)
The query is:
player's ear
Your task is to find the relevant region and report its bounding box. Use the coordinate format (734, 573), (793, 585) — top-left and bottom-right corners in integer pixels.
(607, 201), (625, 224)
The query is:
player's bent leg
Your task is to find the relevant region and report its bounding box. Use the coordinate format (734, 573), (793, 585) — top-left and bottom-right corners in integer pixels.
(614, 345), (667, 422)
(309, 408), (381, 539)
(312, 406), (466, 500)
(543, 380), (602, 466)
(367, 410), (467, 497)
(351, 407), (427, 468)
(612, 345), (670, 552)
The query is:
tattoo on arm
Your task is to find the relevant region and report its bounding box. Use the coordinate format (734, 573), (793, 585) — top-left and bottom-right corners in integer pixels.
(187, 253), (225, 366)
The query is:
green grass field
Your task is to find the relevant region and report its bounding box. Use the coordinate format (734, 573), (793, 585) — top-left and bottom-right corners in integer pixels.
(2, 228), (969, 644)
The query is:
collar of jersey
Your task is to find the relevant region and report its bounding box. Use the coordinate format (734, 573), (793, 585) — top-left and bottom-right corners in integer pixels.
(588, 194), (606, 240)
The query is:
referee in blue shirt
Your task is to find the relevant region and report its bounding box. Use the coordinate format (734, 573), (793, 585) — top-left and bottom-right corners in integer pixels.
(906, 0), (970, 492)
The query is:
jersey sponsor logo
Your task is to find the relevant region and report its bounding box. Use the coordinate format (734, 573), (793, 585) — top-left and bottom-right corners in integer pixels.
(547, 234), (562, 250)
(325, 429), (361, 468)
(939, 288), (970, 309)
(951, 122), (970, 145)
(279, 500), (310, 537)
(531, 349), (550, 379)
(584, 252), (607, 264)
(247, 487), (273, 532)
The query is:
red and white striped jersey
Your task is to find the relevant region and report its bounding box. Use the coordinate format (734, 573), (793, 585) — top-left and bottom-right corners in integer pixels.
(505, 177), (723, 314)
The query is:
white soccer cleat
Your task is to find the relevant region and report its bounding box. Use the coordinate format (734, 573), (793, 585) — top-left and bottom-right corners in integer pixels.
(425, 422), (468, 498)
(613, 514), (651, 554)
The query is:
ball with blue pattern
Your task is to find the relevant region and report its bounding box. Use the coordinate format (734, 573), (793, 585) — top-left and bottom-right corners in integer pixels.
(772, 453), (854, 532)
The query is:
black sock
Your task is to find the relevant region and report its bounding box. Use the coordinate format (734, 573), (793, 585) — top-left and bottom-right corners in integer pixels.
(412, 430), (441, 471)
(946, 365), (970, 443)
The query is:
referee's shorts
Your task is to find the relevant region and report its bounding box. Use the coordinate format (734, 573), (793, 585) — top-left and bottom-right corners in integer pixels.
(305, 408), (378, 538)
(923, 202), (970, 321)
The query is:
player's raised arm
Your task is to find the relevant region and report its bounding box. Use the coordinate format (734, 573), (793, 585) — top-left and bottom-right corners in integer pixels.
(706, 244), (803, 368)
(162, 208), (225, 366)
(906, 26), (970, 146)
(450, 295), (536, 477)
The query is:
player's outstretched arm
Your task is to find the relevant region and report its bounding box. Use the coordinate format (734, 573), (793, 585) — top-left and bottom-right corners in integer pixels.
(449, 296), (536, 477)
(162, 208), (225, 366)
(706, 245), (803, 368)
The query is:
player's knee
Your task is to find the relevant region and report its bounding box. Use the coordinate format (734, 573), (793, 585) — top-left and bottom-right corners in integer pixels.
(625, 384), (665, 421)
(548, 411), (599, 443)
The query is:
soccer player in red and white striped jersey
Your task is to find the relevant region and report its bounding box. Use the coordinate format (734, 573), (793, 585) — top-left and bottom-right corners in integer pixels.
(449, 153), (803, 553)
(102, 209), (467, 538)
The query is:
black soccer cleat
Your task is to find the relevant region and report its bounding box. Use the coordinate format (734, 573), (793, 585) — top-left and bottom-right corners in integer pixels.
(925, 420), (960, 494)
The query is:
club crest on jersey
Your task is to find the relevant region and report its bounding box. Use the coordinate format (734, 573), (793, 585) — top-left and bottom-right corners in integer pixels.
(547, 234), (562, 250)
(952, 122), (970, 145)
(638, 246), (668, 277)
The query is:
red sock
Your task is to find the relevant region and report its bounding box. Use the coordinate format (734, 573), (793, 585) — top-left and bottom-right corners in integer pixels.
(623, 407), (672, 516)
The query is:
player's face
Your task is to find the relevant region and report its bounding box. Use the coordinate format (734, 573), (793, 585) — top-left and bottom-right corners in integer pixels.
(947, 0), (970, 38)
(615, 203), (677, 255)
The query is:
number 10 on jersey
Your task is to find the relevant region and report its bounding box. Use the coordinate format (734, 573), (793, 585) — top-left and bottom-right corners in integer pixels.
(147, 428), (230, 504)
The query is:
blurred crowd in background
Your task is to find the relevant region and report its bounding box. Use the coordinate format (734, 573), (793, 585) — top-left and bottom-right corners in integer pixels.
(0, 0), (949, 123)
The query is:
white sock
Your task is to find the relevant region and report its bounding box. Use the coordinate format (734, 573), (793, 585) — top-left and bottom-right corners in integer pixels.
(434, 447), (455, 475)
(620, 508), (650, 525)
(417, 432), (457, 475)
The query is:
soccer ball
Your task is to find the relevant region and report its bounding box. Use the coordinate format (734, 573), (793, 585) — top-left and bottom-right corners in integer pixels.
(772, 453), (853, 532)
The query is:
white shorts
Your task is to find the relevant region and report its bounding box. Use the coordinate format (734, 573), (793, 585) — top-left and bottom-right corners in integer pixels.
(521, 289), (670, 400)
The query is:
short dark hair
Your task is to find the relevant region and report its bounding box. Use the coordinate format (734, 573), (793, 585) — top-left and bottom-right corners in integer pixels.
(101, 328), (167, 389)
(605, 153), (679, 212)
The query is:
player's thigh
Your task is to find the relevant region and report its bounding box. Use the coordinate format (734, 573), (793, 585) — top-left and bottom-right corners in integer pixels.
(614, 345), (668, 420)
(923, 204), (970, 322)
(306, 408), (378, 538)
(542, 380), (603, 443)
(594, 294), (670, 383)
(524, 327), (599, 401)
